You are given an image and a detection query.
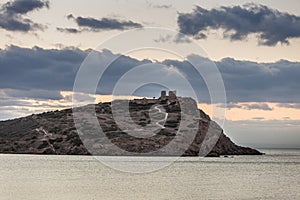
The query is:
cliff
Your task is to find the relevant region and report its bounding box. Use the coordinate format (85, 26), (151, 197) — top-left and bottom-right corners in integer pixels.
(0, 97), (262, 157)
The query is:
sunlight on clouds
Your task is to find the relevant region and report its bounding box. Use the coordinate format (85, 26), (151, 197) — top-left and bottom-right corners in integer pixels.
(124, 48), (184, 62)
(61, 91), (142, 105)
(223, 103), (300, 121)
(198, 102), (300, 122)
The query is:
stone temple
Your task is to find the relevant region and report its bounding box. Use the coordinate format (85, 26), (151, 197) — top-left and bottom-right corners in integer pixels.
(133, 90), (178, 105)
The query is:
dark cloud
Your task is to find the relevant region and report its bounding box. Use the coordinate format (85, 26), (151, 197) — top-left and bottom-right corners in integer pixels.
(4, 89), (63, 100)
(0, 46), (151, 99)
(0, 0), (49, 32)
(173, 34), (192, 43)
(0, 46), (300, 103)
(0, 45), (87, 95)
(67, 14), (142, 32)
(4, 0), (49, 15)
(162, 56), (300, 103)
(177, 4), (300, 46)
(56, 27), (81, 34)
(216, 58), (300, 103)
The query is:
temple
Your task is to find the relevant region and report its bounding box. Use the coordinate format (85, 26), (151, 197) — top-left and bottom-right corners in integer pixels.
(133, 90), (178, 105)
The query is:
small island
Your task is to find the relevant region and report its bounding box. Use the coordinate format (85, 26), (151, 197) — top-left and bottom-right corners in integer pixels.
(0, 91), (262, 157)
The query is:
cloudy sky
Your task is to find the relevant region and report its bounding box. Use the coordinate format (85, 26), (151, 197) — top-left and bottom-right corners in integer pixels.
(0, 0), (300, 148)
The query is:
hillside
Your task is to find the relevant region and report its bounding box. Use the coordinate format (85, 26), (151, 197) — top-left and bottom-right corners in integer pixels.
(0, 93), (262, 157)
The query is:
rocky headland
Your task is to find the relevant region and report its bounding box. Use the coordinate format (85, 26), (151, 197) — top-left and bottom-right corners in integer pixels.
(0, 91), (262, 157)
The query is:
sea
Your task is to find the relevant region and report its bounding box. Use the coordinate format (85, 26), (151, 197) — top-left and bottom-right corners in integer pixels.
(0, 149), (299, 200)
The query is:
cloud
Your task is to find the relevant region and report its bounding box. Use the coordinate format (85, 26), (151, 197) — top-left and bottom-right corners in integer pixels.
(4, 0), (49, 15)
(241, 103), (273, 111)
(66, 14), (142, 32)
(0, 0), (49, 32)
(173, 34), (192, 43)
(216, 58), (300, 103)
(0, 45), (87, 95)
(0, 46), (151, 99)
(56, 27), (81, 34)
(218, 102), (273, 111)
(0, 95), (72, 120)
(177, 4), (300, 46)
(218, 102), (242, 110)
(152, 4), (172, 9)
(154, 34), (191, 44)
(277, 103), (300, 109)
(146, 2), (172, 9)
(162, 56), (300, 103)
(154, 34), (172, 43)
(4, 89), (63, 100)
(252, 117), (265, 120)
(0, 45), (300, 103)
(0, 97), (33, 107)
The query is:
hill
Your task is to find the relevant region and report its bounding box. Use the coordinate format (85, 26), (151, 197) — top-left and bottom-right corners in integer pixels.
(0, 92), (262, 157)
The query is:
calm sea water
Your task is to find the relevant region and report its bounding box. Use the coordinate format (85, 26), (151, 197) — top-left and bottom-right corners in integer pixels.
(0, 149), (299, 200)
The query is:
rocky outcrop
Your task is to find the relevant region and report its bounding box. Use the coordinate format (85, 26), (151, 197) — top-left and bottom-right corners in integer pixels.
(0, 97), (262, 157)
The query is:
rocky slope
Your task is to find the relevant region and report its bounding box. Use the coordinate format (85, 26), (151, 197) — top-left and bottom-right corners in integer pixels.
(0, 97), (262, 157)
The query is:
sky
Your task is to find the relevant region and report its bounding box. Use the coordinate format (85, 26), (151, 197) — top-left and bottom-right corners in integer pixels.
(0, 0), (300, 148)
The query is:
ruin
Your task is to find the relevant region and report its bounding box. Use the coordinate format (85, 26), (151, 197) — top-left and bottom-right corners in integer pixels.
(133, 90), (178, 105)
